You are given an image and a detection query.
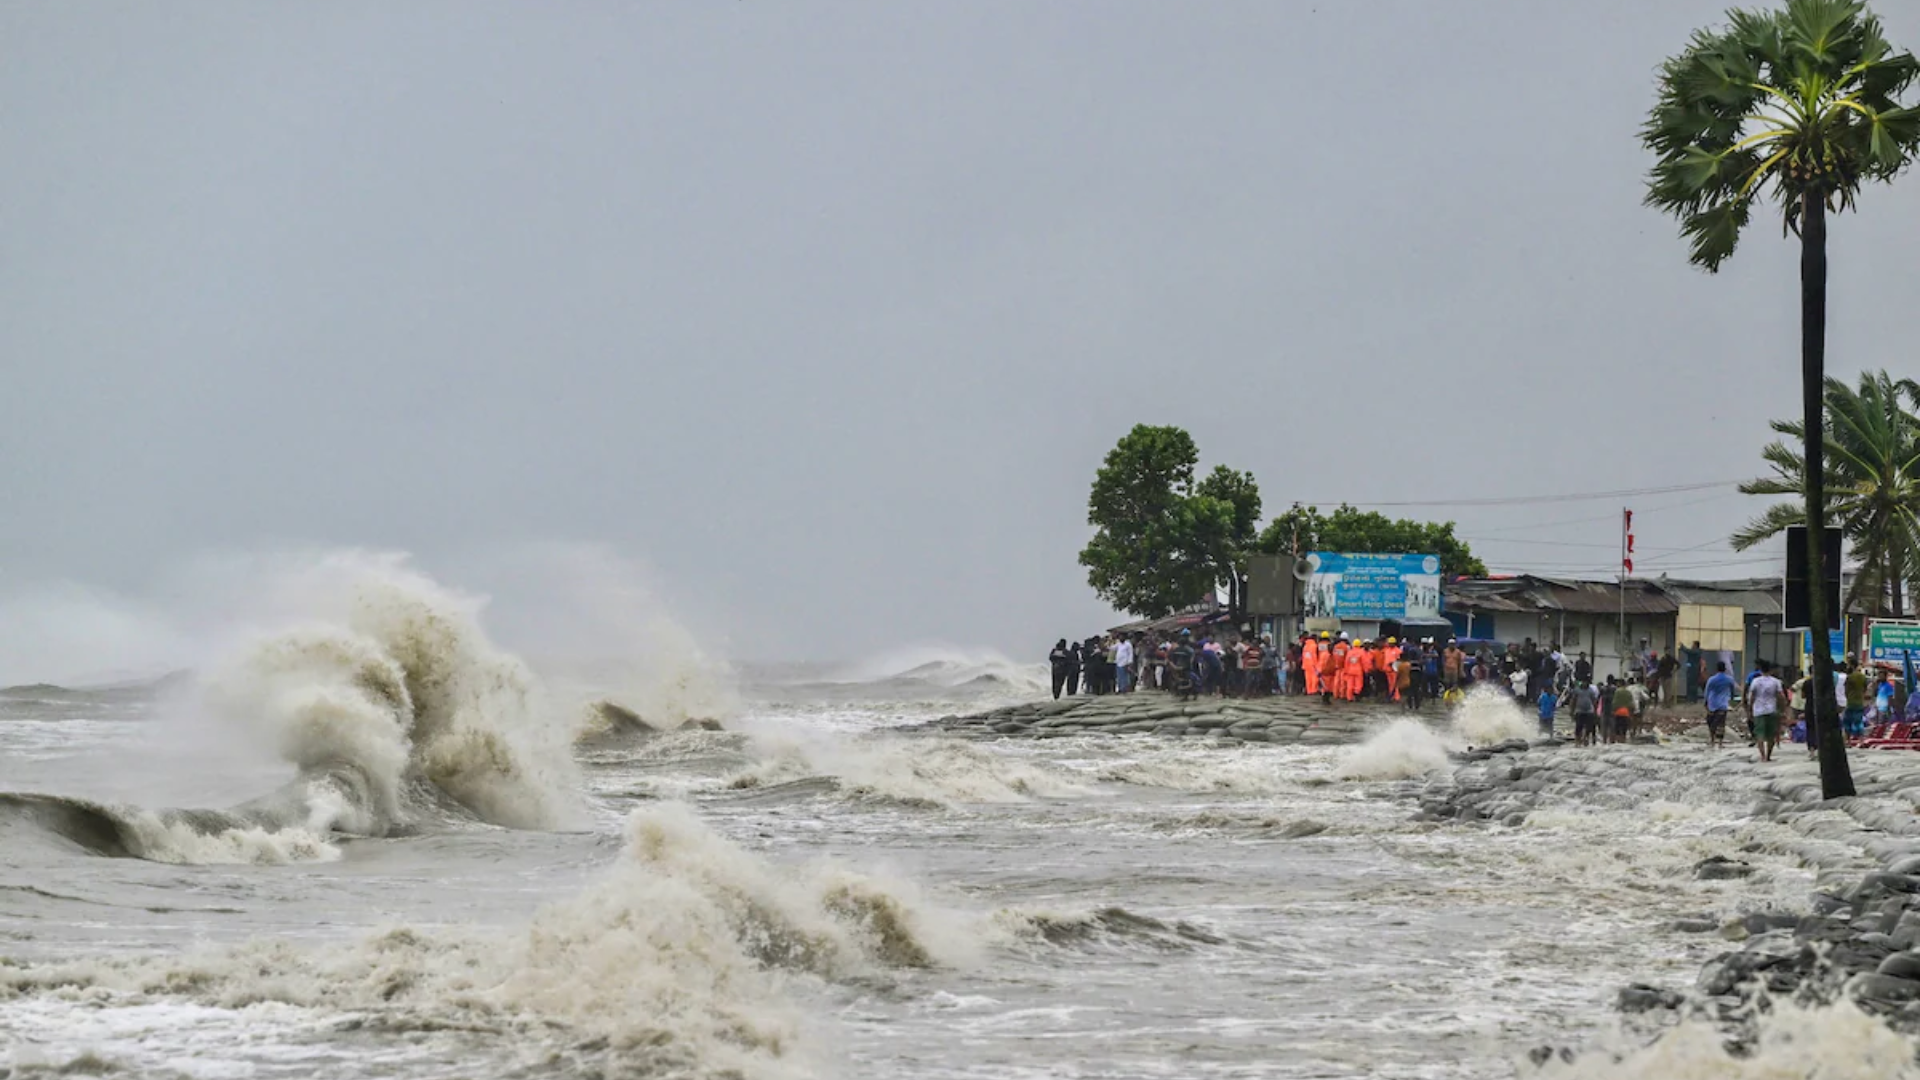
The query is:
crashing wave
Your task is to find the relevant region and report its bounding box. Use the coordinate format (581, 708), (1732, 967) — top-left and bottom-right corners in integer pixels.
(0, 804), (961, 1077)
(1, 559), (591, 862)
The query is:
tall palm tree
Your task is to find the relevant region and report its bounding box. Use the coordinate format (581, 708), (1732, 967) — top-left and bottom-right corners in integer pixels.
(1644, 0), (1920, 799)
(1733, 372), (1920, 617)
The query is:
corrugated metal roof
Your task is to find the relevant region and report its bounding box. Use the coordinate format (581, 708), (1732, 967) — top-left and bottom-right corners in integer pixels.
(1444, 576), (1676, 616)
(1657, 577), (1784, 616)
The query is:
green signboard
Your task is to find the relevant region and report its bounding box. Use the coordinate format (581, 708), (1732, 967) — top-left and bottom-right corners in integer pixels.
(1868, 621), (1920, 664)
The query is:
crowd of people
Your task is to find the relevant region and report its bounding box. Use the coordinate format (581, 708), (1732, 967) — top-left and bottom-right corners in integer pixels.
(1047, 629), (1920, 763)
(1048, 630), (1603, 708)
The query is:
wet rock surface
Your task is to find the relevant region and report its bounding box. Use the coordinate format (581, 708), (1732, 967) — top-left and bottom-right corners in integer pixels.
(919, 694), (1413, 746)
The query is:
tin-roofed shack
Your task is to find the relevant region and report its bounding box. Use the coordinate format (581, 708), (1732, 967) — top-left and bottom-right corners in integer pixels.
(1440, 574), (1828, 681)
(1442, 577), (1677, 680)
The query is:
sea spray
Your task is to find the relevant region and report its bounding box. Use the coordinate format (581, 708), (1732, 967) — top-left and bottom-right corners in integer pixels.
(199, 559), (584, 832)
(1335, 686), (1533, 781)
(0, 804), (964, 1078)
(1335, 719), (1452, 780)
(1450, 684), (1536, 745)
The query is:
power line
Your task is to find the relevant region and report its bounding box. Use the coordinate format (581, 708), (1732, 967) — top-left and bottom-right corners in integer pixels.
(1470, 537), (1738, 551)
(1461, 491), (1748, 536)
(1288, 479), (1740, 510)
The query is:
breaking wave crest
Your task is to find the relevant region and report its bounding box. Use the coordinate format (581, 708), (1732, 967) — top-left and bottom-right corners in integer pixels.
(1336, 688), (1534, 781)
(0, 804), (965, 1079)
(768, 646), (1051, 707)
(200, 561), (583, 833)
(1335, 719), (1453, 781)
(722, 736), (1091, 806)
(1450, 684), (1537, 745)
(993, 905), (1230, 953)
(0, 792), (343, 865)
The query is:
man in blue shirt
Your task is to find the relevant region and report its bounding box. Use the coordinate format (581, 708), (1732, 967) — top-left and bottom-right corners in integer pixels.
(1704, 662), (1739, 750)
(1536, 687), (1558, 739)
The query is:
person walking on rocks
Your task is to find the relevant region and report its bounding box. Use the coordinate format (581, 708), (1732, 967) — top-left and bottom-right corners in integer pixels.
(1608, 680), (1635, 745)
(1065, 641), (1083, 697)
(1302, 634), (1321, 697)
(1843, 660), (1869, 739)
(1239, 636), (1265, 698)
(1167, 633), (1196, 700)
(1536, 685), (1557, 739)
(1749, 661), (1786, 762)
(1443, 642), (1464, 697)
(1049, 640), (1072, 700)
(1703, 661), (1738, 750)
(1114, 635), (1135, 695)
(1571, 680), (1599, 746)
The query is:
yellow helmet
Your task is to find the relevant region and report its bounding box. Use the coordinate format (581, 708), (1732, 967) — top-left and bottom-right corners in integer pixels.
(1387, 637), (1398, 644)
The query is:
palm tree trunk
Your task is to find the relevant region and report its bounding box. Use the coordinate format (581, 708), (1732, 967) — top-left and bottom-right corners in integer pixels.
(1803, 191), (1854, 800)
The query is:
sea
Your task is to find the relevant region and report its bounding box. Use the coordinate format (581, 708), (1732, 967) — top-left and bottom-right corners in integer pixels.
(1, 557), (1912, 1078)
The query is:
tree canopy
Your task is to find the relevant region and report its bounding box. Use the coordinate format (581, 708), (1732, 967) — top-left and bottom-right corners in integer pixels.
(1255, 504), (1487, 579)
(1079, 426), (1481, 619)
(1732, 370), (1920, 616)
(1643, 0), (1920, 271)
(1079, 425), (1241, 619)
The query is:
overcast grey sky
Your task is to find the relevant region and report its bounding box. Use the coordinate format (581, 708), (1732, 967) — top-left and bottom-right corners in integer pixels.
(4, 1), (1918, 674)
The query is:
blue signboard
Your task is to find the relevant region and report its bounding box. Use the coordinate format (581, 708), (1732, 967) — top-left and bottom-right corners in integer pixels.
(1803, 629), (1846, 663)
(1302, 552), (1442, 621)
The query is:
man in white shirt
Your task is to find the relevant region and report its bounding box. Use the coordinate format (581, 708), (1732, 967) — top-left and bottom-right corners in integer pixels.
(1114, 637), (1135, 694)
(1748, 661), (1786, 762)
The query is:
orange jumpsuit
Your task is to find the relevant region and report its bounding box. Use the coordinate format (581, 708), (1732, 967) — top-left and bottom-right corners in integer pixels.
(1319, 649), (1341, 698)
(1344, 650), (1365, 702)
(1302, 639), (1320, 695)
(1384, 646), (1403, 700)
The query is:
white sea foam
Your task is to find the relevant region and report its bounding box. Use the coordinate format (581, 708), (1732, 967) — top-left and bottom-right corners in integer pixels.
(1450, 684), (1536, 745)
(726, 735), (1091, 804)
(1090, 744), (1306, 794)
(1538, 1000), (1920, 1079)
(1334, 719), (1452, 780)
(0, 804), (964, 1079)
(117, 810), (342, 865)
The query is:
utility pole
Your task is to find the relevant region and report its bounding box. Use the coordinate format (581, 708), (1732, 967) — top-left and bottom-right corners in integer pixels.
(1620, 509), (1634, 676)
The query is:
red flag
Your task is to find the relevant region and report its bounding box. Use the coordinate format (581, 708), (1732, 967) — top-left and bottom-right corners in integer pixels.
(1623, 558), (1634, 574)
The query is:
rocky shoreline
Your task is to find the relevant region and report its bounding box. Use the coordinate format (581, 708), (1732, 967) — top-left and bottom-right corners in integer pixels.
(931, 697), (1920, 1054)
(919, 694), (1380, 745)
(1423, 740), (1920, 1053)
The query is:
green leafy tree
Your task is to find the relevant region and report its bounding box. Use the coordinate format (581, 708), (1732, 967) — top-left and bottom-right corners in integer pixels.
(1079, 426), (1228, 619)
(1194, 466), (1264, 614)
(1733, 371), (1920, 616)
(1643, 0), (1919, 798)
(1256, 504), (1487, 579)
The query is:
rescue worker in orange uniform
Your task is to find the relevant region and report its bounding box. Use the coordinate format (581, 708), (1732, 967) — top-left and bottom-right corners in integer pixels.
(1318, 643), (1340, 704)
(1383, 639), (1403, 701)
(1343, 644), (1366, 703)
(1331, 637), (1352, 701)
(1302, 634), (1320, 696)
